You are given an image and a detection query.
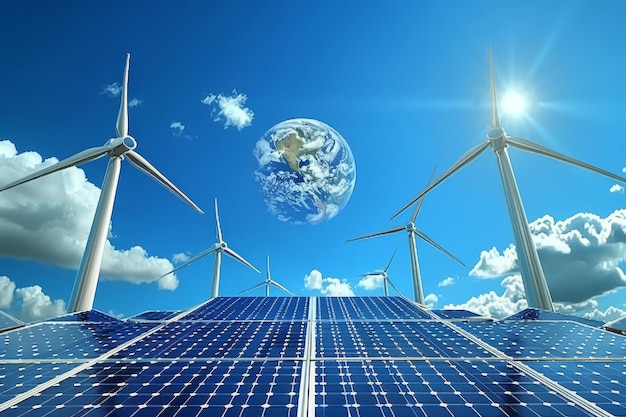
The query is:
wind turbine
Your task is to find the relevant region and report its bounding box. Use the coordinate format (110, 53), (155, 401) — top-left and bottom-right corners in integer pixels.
(357, 248), (403, 297)
(161, 198), (259, 298)
(348, 168), (465, 304)
(239, 256), (294, 296)
(0, 54), (204, 313)
(392, 47), (626, 312)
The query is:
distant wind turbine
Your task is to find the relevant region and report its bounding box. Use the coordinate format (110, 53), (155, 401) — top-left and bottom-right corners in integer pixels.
(239, 256), (294, 296)
(161, 198), (259, 298)
(0, 54), (204, 313)
(392, 47), (626, 312)
(357, 248), (402, 297)
(348, 167), (465, 304)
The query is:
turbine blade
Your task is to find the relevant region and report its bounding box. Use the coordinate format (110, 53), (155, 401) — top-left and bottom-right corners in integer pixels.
(357, 272), (383, 278)
(0, 145), (110, 193)
(116, 53), (130, 138)
(391, 141), (490, 219)
(410, 166), (438, 222)
(507, 137), (626, 183)
(159, 244), (219, 278)
(346, 226), (405, 242)
(223, 247), (261, 273)
(414, 229), (466, 267)
(270, 280), (294, 295)
(489, 46), (500, 129)
(238, 282), (265, 295)
(214, 198), (223, 242)
(125, 150), (204, 214)
(386, 277), (402, 296)
(384, 248), (399, 272)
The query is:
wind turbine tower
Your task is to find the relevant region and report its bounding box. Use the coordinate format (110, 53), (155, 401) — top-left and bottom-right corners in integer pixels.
(0, 54), (204, 312)
(161, 198), (259, 298)
(392, 48), (626, 311)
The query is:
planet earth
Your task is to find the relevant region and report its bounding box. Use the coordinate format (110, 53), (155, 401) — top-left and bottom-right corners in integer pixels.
(254, 118), (356, 225)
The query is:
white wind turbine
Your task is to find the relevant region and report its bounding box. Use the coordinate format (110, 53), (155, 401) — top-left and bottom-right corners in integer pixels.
(239, 256), (294, 296)
(0, 54), (204, 313)
(348, 168), (465, 304)
(357, 248), (402, 297)
(392, 48), (626, 312)
(161, 198), (259, 298)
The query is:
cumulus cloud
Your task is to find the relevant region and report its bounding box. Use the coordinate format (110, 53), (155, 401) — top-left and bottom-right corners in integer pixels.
(584, 305), (626, 323)
(172, 252), (190, 264)
(304, 269), (354, 296)
(609, 184), (624, 193)
(424, 293), (438, 309)
(100, 82), (121, 96)
(0, 276), (15, 308)
(15, 285), (66, 322)
(438, 277), (455, 287)
(201, 91), (254, 130)
(357, 274), (383, 290)
(0, 140), (179, 289)
(129, 98), (142, 108)
(170, 121), (186, 137)
(445, 275), (528, 319)
(468, 211), (626, 304)
(0, 276), (66, 322)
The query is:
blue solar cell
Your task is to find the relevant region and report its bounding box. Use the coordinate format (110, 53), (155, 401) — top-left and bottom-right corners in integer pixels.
(114, 320), (307, 359)
(0, 363), (77, 403)
(45, 309), (120, 323)
(3, 360), (301, 416)
(0, 311), (22, 332)
(528, 361), (626, 416)
(430, 310), (485, 320)
(315, 360), (595, 417)
(504, 308), (604, 327)
(186, 296), (309, 321)
(457, 320), (626, 358)
(317, 321), (494, 358)
(317, 297), (431, 320)
(128, 310), (182, 321)
(0, 321), (156, 360)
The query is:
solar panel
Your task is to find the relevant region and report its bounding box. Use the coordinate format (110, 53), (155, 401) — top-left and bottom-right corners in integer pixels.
(1, 295), (625, 417)
(505, 308), (604, 327)
(605, 315), (626, 335)
(0, 310), (22, 331)
(430, 309), (487, 320)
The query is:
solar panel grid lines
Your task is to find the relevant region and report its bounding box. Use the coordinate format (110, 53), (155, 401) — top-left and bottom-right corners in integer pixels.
(457, 320), (626, 359)
(0, 311), (22, 332)
(0, 296), (221, 413)
(128, 310), (183, 321)
(296, 296), (317, 417)
(187, 296), (309, 321)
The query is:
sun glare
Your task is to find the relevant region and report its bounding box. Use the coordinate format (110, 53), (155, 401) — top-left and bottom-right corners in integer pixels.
(502, 91), (527, 116)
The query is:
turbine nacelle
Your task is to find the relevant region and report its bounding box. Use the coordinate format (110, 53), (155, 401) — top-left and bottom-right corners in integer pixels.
(107, 136), (137, 157)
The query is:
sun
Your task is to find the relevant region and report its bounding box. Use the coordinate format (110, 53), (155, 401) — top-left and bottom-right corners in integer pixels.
(501, 91), (527, 116)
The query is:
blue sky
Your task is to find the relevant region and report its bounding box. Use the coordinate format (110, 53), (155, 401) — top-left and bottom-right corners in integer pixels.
(1, 1), (625, 322)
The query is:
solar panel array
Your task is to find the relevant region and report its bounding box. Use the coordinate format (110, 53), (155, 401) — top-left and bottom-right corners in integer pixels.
(0, 296), (624, 416)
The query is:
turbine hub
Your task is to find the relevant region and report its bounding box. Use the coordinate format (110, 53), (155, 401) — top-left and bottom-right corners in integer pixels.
(487, 127), (505, 140)
(406, 222), (416, 232)
(220, 242), (227, 249)
(109, 135), (137, 157)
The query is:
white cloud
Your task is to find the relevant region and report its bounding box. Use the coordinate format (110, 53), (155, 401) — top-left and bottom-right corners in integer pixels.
(304, 270), (323, 290)
(357, 274), (383, 290)
(14, 285), (66, 322)
(445, 275), (529, 319)
(0, 276), (15, 308)
(584, 305), (626, 323)
(170, 121), (186, 137)
(158, 274), (179, 291)
(100, 82), (121, 96)
(469, 211), (626, 304)
(609, 184), (624, 193)
(129, 98), (142, 108)
(424, 293), (438, 309)
(201, 91), (254, 130)
(320, 277), (354, 296)
(304, 270), (354, 296)
(438, 277), (455, 287)
(0, 140), (179, 289)
(470, 244), (517, 278)
(172, 252), (190, 264)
